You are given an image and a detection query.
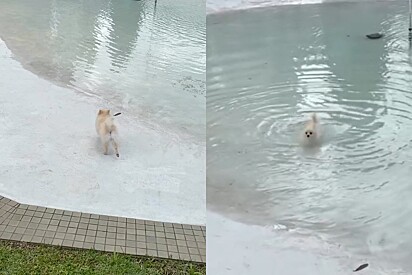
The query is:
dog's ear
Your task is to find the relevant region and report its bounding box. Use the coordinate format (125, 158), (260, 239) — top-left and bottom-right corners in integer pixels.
(107, 110), (111, 114)
(98, 109), (102, 115)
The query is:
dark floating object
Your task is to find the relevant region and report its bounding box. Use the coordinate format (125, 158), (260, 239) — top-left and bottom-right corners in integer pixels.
(114, 112), (122, 116)
(366, 33), (383, 39)
(353, 263), (369, 272)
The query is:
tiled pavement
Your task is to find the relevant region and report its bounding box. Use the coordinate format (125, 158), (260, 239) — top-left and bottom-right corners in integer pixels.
(0, 195), (206, 263)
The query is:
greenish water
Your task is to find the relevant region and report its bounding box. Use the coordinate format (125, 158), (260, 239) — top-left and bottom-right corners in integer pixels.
(0, 0), (206, 226)
(0, 0), (205, 140)
(208, 1), (412, 272)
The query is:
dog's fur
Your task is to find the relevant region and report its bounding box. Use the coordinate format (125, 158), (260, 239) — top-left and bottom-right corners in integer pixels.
(95, 109), (120, 157)
(302, 113), (321, 146)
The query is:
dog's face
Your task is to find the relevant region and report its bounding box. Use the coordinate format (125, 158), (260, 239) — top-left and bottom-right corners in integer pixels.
(304, 129), (315, 138)
(304, 123), (317, 140)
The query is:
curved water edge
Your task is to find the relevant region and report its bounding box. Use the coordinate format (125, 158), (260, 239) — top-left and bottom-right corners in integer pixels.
(208, 1), (412, 272)
(0, 37), (206, 226)
(0, 0), (206, 144)
(0, 0), (206, 226)
(207, 211), (405, 275)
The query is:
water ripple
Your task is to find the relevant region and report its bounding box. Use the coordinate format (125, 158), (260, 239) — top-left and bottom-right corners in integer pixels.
(208, 1), (412, 270)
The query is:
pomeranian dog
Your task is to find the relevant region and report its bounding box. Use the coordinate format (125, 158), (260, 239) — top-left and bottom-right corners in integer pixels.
(301, 113), (321, 147)
(95, 109), (120, 157)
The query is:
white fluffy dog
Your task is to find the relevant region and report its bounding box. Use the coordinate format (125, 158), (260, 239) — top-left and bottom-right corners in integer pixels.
(95, 109), (120, 157)
(301, 113), (321, 147)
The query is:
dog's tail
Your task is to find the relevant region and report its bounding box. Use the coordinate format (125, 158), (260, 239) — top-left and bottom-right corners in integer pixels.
(311, 113), (318, 123)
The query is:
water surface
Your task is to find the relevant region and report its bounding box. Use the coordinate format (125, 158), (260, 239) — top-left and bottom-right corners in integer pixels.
(0, 0), (205, 225)
(0, 0), (205, 141)
(208, 1), (412, 271)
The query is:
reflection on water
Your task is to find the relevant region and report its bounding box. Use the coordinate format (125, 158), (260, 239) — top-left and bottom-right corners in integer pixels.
(0, 0), (205, 141)
(208, 1), (412, 272)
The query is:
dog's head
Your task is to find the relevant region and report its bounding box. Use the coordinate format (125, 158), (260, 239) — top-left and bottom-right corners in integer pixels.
(98, 109), (110, 116)
(304, 126), (317, 140)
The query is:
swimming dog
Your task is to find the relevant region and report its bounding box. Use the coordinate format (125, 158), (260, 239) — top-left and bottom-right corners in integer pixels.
(302, 113), (321, 146)
(95, 109), (120, 157)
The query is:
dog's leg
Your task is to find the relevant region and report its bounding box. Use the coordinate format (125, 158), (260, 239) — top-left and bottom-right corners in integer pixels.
(103, 141), (109, 155)
(100, 135), (109, 155)
(111, 139), (119, 157)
